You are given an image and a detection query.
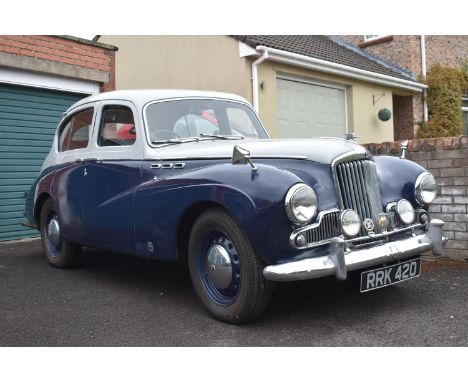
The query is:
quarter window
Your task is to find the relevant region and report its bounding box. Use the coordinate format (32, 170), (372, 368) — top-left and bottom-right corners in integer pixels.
(59, 108), (94, 152)
(98, 106), (136, 146)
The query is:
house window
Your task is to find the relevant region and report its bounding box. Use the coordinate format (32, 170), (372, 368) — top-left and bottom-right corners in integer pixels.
(462, 98), (468, 136)
(364, 35), (387, 41)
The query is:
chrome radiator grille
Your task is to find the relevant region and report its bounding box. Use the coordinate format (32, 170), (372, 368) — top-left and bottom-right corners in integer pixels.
(334, 159), (383, 234)
(304, 211), (341, 244)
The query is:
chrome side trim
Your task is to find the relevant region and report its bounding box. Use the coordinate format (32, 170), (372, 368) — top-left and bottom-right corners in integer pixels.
(265, 219), (447, 282)
(150, 162), (186, 169)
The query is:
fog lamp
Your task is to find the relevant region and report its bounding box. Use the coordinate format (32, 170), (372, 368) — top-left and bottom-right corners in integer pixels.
(341, 209), (361, 237)
(396, 199), (415, 225)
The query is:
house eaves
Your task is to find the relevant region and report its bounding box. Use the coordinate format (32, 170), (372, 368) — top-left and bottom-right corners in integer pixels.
(256, 45), (426, 93)
(234, 35), (426, 93)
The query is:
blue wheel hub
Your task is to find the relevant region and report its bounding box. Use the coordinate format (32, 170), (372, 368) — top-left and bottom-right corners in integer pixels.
(45, 213), (61, 257)
(197, 233), (241, 306)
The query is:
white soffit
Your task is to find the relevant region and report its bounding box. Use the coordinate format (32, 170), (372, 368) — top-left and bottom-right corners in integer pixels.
(238, 41), (257, 57)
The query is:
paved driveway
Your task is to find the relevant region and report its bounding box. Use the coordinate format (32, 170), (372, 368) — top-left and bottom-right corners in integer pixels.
(0, 240), (466, 346)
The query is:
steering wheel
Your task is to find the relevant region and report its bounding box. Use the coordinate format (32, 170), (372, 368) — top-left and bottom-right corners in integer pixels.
(151, 130), (181, 141)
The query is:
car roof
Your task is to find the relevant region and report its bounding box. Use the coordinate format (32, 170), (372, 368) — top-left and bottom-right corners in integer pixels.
(67, 89), (250, 112)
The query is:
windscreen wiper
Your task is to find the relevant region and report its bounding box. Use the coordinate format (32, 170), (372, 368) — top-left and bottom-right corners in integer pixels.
(152, 137), (199, 145)
(199, 134), (244, 140)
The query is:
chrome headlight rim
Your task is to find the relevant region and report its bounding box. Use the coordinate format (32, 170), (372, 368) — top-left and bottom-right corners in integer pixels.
(396, 199), (415, 225)
(285, 183), (318, 225)
(415, 172), (437, 205)
(340, 209), (361, 237)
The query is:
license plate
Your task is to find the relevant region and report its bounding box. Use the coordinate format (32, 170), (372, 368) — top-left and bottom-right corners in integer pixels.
(360, 258), (421, 293)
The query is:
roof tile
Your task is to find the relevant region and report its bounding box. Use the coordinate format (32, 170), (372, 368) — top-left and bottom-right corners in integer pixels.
(234, 35), (417, 82)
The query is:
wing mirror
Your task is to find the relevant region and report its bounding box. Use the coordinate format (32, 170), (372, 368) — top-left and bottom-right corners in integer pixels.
(232, 145), (257, 172)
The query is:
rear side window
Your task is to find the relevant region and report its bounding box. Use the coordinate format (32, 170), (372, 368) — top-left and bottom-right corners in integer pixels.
(59, 108), (94, 152)
(98, 106), (136, 146)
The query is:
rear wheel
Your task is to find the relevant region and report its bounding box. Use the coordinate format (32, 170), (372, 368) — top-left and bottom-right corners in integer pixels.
(39, 198), (81, 268)
(188, 208), (272, 324)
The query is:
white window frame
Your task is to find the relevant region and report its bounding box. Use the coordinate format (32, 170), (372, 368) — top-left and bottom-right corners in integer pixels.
(276, 73), (349, 134)
(363, 35), (389, 42)
(462, 97), (468, 135)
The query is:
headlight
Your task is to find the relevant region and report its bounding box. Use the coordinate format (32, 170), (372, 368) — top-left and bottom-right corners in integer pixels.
(396, 199), (415, 225)
(341, 209), (361, 237)
(415, 172), (437, 205)
(285, 183), (317, 225)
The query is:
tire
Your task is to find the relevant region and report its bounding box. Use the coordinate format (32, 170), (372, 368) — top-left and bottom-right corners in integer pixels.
(188, 208), (273, 324)
(39, 198), (81, 268)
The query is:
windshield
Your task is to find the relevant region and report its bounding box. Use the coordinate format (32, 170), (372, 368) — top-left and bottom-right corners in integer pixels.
(145, 99), (268, 143)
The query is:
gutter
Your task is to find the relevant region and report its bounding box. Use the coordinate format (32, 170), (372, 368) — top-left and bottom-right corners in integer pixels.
(255, 45), (427, 93)
(251, 50), (268, 113)
(421, 35), (429, 122)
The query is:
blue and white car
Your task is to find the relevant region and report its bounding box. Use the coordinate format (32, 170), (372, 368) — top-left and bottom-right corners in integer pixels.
(24, 90), (446, 323)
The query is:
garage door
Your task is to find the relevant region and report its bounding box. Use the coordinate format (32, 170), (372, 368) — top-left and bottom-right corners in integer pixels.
(0, 84), (86, 241)
(277, 77), (346, 138)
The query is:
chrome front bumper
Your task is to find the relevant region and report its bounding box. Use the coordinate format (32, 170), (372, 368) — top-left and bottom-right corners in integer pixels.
(263, 219), (447, 282)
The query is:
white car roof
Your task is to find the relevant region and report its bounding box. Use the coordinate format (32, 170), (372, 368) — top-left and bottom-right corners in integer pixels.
(67, 89), (250, 113)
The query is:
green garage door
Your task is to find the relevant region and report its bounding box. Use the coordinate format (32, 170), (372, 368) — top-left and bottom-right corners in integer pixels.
(0, 84), (87, 241)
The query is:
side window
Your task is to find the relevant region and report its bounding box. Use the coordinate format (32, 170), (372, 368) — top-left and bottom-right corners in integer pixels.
(59, 108), (93, 152)
(98, 106), (136, 146)
(226, 107), (260, 138)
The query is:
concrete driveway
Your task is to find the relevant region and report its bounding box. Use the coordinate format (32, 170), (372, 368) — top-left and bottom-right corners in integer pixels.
(0, 239), (466, 346)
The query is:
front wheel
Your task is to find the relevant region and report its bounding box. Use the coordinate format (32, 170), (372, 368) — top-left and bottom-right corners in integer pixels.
(39, 198), (81, 268)
(188, 208), (272, 324)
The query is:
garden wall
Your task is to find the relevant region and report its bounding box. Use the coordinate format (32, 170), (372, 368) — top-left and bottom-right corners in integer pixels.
(364, 136), (468, 260)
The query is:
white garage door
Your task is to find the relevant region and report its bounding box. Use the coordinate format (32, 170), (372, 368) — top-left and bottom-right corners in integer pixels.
(277, 77), (346, 138)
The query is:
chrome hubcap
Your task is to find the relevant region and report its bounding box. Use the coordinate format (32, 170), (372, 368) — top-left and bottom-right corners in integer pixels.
(47, 217), (60, 248)
(206, 244), (232, 290)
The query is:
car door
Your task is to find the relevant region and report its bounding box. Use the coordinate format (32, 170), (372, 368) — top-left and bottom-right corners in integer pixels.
(52, 106), (96, 241)
(81, 101), (143, 253)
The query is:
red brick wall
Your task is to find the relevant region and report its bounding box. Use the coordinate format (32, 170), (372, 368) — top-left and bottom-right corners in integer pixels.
(0, 35), (115, 92)
(364, 136), (468, 261)
(425, 35), (468, 71)
(340, 35), (468, 77)
(393, 95), (414, 140)
(338, 35), (468, 139)
(339, 35), (422, 75)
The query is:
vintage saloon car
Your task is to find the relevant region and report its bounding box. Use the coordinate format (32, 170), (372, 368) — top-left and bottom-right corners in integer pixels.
(24, 90), (446, 323)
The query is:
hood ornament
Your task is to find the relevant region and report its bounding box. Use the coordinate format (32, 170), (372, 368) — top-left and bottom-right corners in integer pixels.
(400, 140), (409, 159)
(232, 145), (258, 172)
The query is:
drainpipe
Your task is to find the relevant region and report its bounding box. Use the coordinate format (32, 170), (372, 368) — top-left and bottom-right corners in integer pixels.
(421, 35), (428, 123)
(251, 49), (268, 113)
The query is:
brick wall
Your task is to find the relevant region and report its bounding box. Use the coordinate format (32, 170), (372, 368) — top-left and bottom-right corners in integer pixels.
(0, 35), (116, 92)
(425, 35), (468, 70)
(364, 136), (468, 261)
(393, 95), (414, 140)
(337, 35), (468, 140)
(338, 35), (422, 75)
